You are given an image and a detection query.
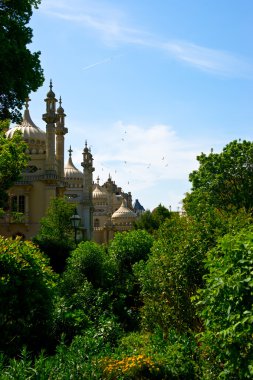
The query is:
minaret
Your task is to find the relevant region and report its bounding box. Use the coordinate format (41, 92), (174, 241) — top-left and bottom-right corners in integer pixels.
(55, 97), (68, 177)
(81, 141), (95, 240)
(42, 80), (59, 172)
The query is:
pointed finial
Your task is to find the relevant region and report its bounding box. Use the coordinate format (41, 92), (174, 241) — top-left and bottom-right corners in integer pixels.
(96, 176), (100, 184)
(68, 145), (73, 157)
(59, 96), (62, 106)
(25, 98), (30, 110)
(50, 79), (53, 91)
(85, 140), (87, 148)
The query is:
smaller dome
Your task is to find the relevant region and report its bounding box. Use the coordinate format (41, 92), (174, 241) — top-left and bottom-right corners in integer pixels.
(47, 80), (55, 98)
(64, 147), (83, 180)
(57, 96), (65, 114)
(93, 184), (107, 199)
(112, 199), (137, 220)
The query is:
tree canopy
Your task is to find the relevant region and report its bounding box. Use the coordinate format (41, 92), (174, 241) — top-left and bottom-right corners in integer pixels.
(184, 140), (253, 218)
(0, 120), (28, 208)
(34, 197), (76, 272)
(0, 236), (57, 356)
(134, 204), (171, 234)
(0, 0), (44, 121)
(196, 227), (253, 379)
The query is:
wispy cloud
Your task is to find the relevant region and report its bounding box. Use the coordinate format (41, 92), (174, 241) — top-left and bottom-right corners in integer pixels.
(161, 40), (253, 77)
(40, 0), (253, 78)
(70, 120), (224, 209)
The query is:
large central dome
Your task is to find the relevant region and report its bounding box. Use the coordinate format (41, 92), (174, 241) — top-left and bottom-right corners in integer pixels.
(6, 103), (46, 143)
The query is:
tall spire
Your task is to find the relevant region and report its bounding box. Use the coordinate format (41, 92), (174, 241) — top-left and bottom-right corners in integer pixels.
(25, 98), (30, 110)
(42, 81), (59, 172)
(55, 95), (68, 177)
(81, 141), (94, 240)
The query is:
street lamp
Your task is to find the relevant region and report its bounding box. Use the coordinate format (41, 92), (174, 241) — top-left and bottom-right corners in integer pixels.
(70, 208), (81, 246)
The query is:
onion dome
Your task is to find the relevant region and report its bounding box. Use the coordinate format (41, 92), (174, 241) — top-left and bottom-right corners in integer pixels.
(112, 199), (137, 221)
(47, 79), (55, 98)
(6, 98), (46, 144)
(93, 177), (107, 200)
(64, 146), (83, 180)
(57, 96), (64, 114)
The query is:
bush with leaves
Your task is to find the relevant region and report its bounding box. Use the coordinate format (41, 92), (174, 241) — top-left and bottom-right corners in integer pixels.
(184, 140), (253, 218)
(56, 241), (118, 341)
(134, 204), (171, 234)
(0, 121), (28, 209)
(196, 227), (253, 379)
(108, 229), (154, 330)
(0, 236), (57, 357)
(34, 197), (76, 272)
(134, 209), (253, 336)
(134, 214), (206, 335)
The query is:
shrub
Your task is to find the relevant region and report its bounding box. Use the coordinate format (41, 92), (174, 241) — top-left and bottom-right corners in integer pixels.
(196, 227), (253, 379)
(0, 237), (57, 357)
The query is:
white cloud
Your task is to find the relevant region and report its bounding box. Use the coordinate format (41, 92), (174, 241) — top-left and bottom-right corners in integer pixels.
(40, 0), (253, 78)
(162, 40), (253, 78)
(69, 120), (222, 209)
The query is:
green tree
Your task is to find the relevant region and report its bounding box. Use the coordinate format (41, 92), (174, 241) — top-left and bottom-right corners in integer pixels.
(134, 210), (253, 336)
(108, 230), (154, 330)
(57, 242), (119, 342)
(0, 236), (57, 357)
(196, 228), (253, 379)
(184, 140), (253, 219)
(109, 230), (154, 275)
(0, 120), (28, 208)
(34, 197), (76, 273)
(134, 204), (171, 234)
(134, 209), (158, 233)
(134, 214), (206, 335)
(152, 203), (171, 225)
(0, 0), (44, 122)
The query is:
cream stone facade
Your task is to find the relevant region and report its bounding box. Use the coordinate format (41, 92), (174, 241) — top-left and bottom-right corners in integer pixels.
(0, 82), (144, 243)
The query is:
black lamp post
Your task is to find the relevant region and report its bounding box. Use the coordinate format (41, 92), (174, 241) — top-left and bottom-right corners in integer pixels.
(70, 208), (81, 246)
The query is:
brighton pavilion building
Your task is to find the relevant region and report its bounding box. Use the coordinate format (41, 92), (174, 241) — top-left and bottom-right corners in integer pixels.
(0, 82), (144, 243)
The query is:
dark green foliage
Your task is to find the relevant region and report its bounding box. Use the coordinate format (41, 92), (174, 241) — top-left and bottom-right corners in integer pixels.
(152, 203), (171, 225)
(134, 210), (159, 233)
(134, 204), (171, 234)
(134, 214), (207, 334)
(184, 140), (253, 218)
(0, 121), (28, 208)
(0, 236), (57, 357)
(57, 242), (118, 341)
(0, 0), (44, 122)
(134, 210), (251, 336)
(108, 229), (154, 274)
(34, 197), (76, 272)
(62, 241), (116, 289)
(196, 228), (253, 379)
(108, 230), (154, 330)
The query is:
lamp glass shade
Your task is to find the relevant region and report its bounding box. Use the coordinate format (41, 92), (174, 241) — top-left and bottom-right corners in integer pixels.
(70, 211), (81, 228)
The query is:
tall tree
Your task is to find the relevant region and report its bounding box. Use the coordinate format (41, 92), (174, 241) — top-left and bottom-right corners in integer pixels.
(34, 198), (76, 272)
(0, 0), (44, 122)
(0, 120), (28, 209)
(184, 140), (253, 218)
(196, 227), (253, 379)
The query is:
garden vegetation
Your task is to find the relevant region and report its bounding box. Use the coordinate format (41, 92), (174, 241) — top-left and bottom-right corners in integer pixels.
(0, 140), (253, 379)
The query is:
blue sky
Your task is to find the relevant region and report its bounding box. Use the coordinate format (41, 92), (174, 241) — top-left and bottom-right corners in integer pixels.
(25, 0), (253, 211)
